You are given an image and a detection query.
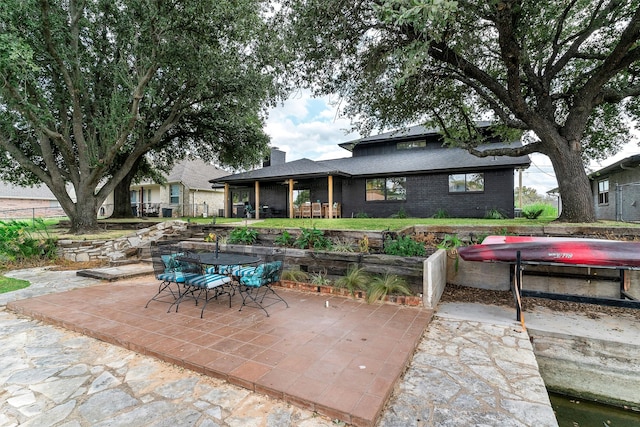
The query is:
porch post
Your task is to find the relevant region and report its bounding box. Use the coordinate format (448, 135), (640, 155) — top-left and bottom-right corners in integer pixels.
(254, 181), (260, 219)
(288, 178), (294, 218)
(224, 184), (229, 218)
(327, 175), (334, 218)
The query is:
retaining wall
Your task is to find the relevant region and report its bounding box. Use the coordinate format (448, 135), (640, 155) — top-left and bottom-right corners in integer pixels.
(56, 221), (189, 262)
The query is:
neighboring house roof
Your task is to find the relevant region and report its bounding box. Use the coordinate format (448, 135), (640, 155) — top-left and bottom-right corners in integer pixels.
(134, 159), (230, 190)
(0, 181), (58, 200)
(212, 138), (530, 186)
(588, 154), (640, 179)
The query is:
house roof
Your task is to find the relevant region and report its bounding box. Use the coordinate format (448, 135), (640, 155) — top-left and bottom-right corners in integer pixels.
(588, 154), (640, 179)
(212, 140), (530, 186)
(338, 121), (493, 151)
(0, 181), (58, 200)
(152, 159), (229, 190)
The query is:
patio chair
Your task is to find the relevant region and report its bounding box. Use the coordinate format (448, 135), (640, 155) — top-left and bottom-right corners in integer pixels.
(301, 203), (311, 218)
(312, 202), (322, 218)
(145, 245), (190, 310)
(237, 254), (288, 316)
(173, 256), (232, 318)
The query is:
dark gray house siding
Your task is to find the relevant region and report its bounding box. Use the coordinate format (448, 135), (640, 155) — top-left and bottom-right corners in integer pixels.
(590, 155), (640, 222)
(340, 169), (515, 219)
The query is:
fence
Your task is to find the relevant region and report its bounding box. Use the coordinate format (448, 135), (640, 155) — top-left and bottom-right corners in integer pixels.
(0, 206), (67, 222)
(103, 202), (223, 219)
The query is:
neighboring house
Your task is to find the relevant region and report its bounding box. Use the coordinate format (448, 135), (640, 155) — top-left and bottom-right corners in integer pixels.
(0, 182), (72, 219)
(589, 154), (640, 222)
(211, 124), (531, 219)
(101, 159), (229, 218)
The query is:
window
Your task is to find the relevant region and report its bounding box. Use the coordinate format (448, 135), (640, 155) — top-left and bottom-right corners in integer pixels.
(170, 184), (180, 204)
(397, 140), (426, 150)
(449, 173), (484, 193)
(598, 179), (609, 205)
(232, 190), (249, 204)
(366, 177), (406, 201)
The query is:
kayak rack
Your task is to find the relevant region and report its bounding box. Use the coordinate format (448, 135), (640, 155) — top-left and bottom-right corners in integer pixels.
(511, 251), (640, 322)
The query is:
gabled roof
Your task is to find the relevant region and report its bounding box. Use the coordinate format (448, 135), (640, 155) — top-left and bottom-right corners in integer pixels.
(163, 159), (229, 190)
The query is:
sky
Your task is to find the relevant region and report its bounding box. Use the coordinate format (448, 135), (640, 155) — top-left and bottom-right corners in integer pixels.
(264, 93), (640, 196)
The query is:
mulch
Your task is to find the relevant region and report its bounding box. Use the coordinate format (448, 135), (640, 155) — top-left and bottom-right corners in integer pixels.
(441, 283), (639, 320)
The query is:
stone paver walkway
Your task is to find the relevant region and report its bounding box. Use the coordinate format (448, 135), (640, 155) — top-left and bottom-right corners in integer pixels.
(379, 313), (557, 426)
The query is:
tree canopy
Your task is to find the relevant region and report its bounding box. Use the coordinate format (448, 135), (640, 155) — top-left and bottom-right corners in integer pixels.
(281, 0), (640, 222)
(0, 0), (285, 232)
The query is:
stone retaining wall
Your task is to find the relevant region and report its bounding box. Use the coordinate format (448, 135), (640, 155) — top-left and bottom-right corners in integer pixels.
(57, 221), (189, 262)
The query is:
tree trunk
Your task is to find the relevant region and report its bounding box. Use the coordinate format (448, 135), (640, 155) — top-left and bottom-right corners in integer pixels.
(67, 195), (101, 234)
(549, 146), (596, 223)
(111, 157), (142, 218)
(112, 176), (135, 218)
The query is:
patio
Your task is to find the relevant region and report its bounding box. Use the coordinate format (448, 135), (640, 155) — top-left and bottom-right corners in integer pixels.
(7, 274), (432, 426)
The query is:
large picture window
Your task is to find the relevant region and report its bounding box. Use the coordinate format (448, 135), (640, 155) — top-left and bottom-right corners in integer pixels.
(449, 173), (484, 193)
(598, 179), (609, 205)
(366, 177), (406, 201)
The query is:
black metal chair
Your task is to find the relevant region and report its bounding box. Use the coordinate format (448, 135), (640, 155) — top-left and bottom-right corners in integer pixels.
(146, 244), (189, 311)
(237, 253), (288, 316)
(169, 255), (233, 318)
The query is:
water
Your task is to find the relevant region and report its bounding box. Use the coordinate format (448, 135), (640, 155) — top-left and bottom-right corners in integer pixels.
(550, 393), (640, 427)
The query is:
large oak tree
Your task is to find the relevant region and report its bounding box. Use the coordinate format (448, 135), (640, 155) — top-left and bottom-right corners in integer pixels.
(0, 0), (284, 232)
(281, 0), (640, 222)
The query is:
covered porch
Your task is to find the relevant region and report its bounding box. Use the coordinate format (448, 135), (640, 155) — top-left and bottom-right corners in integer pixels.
(215, 165), (350, 219)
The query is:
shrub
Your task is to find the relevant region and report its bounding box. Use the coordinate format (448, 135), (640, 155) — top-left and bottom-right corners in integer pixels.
(227, 227), (258, 245)
(0, 219), (57, 262)
(309, 269), (331, 286)
(331, 238), (355, 252)
(295, 227), (332, 251)
(274, 230), (295, 247)
(354, 211), (370, 218)
(432, 208), (449, 218)
(384, 235), (426, 257)
(365, 273), (411, 304)
(391, 207), (408, 219)
(335, 264), (370, 296)
(484, 208), (506, 219)
(281, 269), (310, 282)
(521, 207), (544, 219)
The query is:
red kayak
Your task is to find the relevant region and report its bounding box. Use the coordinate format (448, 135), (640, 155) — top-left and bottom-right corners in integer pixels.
(459, 236), (640, 268)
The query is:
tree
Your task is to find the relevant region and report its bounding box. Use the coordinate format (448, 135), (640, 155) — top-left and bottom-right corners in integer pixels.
(0, 0), (284, 233)
(281, 0), (640, 222)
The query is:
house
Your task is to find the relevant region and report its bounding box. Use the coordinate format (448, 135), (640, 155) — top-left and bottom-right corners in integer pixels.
(589, 154), (640, 222)
(0, 182), (71, 220)
(211, 124), (531, 219)
(101, 159), (229, 218)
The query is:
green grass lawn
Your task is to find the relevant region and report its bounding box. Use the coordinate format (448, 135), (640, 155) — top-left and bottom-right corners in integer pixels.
(0, 276), (30, 294)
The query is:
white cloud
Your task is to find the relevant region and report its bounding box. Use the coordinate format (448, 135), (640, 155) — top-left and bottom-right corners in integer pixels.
(265, 94), (360, 162)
